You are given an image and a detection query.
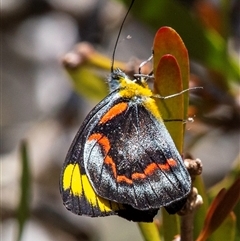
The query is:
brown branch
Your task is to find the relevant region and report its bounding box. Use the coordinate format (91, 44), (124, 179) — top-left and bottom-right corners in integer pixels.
(178, 158), (203, 241)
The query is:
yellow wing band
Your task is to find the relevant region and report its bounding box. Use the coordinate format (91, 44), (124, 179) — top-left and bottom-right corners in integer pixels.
(63, 164), (122, 213)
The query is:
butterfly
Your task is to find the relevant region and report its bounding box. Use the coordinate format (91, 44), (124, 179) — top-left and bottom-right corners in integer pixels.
(60, 68), (191, 222)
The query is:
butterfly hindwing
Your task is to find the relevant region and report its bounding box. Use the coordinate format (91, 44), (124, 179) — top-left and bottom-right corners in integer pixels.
(60, 87), (159, 221)
(83, 96), (191, 211)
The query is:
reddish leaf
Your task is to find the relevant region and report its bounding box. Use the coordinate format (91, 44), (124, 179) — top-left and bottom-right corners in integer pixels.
(154, 54), (183, 152)
(196, 177), (240, 241)
(153, 27), (189, 118)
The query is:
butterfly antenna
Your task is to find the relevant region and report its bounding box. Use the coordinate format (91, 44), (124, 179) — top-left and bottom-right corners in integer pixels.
(111, 0), (135, 73)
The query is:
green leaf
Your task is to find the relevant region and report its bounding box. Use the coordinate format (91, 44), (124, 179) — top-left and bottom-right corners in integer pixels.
(16, 140), (31, 241)
(138, 222), (161, 241)
(161, 209), (180, 241)
(207, 158), (240, 241)
(208, 212), (236, 241)
(193, 176), (209, 240)
(66, 66), (108, 101)
(63, 42), (126, 101)
(233, 201), (240, 241)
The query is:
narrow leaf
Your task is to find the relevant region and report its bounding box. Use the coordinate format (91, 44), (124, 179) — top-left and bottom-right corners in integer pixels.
(196, 178), (240, 241)
(161, 209), (180, 241)
(154, 54), (183, 152)
(16, 140), (31, 241)
(138, 222), (161, 241)
(153, 27), (189, 119)
(209, 212), (236, 241)
(193, 176), (209, 240)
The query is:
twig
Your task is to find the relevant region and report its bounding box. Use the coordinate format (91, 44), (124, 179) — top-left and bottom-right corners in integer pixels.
(179, 159), (203, 241)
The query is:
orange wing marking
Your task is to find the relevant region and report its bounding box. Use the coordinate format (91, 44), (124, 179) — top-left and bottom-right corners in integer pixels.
(99, 102), (128, 124)
(104, 156), (117, 179)
(117, 175), (133, 184)
(115, 159), (177, 184)
(88, 135), (177, 184)
(158, 158), (177, 171)
(88, 134), (116, 178)
(88, 133), (110, 154)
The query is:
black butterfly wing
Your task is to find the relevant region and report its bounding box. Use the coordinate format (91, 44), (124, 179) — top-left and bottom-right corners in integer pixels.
(60, 90), (158, 221)
(83, 98), (191, 212)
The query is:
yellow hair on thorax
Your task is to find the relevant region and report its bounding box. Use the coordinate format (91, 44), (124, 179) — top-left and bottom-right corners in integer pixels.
(118, 76), (162, 120)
